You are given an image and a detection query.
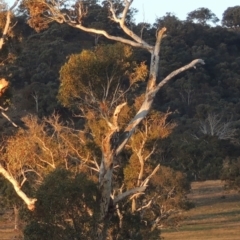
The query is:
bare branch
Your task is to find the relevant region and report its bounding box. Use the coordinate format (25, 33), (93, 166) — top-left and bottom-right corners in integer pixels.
(144, 143), (156, 162)
(199, 113), (237, 140)
(0, 0), (20, 50)
(0, 164), (37, 210)
(113, 186), (147, 204)
(42, 1), (153, 51)
(141, 164), (160, 187)
(116, 59), (204, 155)
(156, 59), (205, 91)
(146, 27), (167, 91)
(35, 136), (56, 168)
(9, 0), (20, 11)
(108, 0), (150, 48)
(0, 11), (10, 50)
(69, 22), (153, 51)
(112, 102), (127, 128)
(136, 198), (153, 211)
(120, 0), (133, 23)
(32, 91), (39, 113)
(1, 111), (18, 127)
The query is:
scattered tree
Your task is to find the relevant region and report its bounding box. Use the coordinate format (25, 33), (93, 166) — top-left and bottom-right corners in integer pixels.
(221, 157), (240, 189)
(187, 8), (219, 25)
(222, 6), (240, 28)
(199, 113), (237, 140)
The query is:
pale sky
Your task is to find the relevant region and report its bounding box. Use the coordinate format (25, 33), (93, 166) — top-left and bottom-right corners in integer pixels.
(6, 0), (240, 24)
(132, 0), (240, 24)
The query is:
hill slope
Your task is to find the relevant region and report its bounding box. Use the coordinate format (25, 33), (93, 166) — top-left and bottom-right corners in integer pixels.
(162, 180), (240, 240)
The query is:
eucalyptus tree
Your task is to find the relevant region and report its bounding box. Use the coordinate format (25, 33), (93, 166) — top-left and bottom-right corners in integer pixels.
(187, 8), (219, 25)
(1, 0), (204, 239)
(222, 6), (240, 28)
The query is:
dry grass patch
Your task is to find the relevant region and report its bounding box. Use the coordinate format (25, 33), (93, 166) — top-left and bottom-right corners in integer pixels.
(162, 180), (240, 240)
(0, 213), (22, 239)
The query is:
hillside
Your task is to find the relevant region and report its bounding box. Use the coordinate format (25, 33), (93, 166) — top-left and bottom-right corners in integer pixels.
(162, 180), (240, 240)
(1, 2), (240, 239)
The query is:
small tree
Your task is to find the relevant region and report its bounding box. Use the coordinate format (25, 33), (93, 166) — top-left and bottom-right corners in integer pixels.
(221, 157), (240, 189)
(23, 169), (98, 240)
(199, 113), (237, 140)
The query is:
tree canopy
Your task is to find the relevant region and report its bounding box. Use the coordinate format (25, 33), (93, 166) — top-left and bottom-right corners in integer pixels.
(187, 8), (219, 25)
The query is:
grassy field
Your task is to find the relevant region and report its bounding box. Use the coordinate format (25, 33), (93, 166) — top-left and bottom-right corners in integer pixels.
(1, 180), (240, 239)
(162, 180), (240, 240)
(0, 210), (22, 240)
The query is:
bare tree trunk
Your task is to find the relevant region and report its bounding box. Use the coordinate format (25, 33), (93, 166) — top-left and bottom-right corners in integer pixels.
(13, 204), (19, 230)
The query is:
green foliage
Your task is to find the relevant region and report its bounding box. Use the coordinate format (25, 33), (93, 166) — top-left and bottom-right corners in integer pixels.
(23, 168), (98, 240)
(123, 165), (191, 232)
(151, 166), (191, 210)
(87, 117), (109, 147)
(154, 13), (183, 38)
(58, 43), (147, 108)
(187, 8), (219, 25)
(109, 211), (161, 240)
(2, 114), (101, 189)
(0, 176), (22, 209)
(22, 168), (162, 240)
(1, 22), (94, 115)
(222, 6), (240, 28)
(162, 132), (240, 181)
(151, 16), (240, 181)
(124, 153), (140, 189)
(221, 157), (240, 189)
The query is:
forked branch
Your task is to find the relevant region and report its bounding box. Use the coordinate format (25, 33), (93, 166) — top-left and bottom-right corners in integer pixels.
(0, 164), (37, 210)
(0, 0), (20, 49)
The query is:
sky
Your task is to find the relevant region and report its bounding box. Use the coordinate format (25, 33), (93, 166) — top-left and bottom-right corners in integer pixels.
(131, 0), (240, 24)
(5, 0), (240, 24)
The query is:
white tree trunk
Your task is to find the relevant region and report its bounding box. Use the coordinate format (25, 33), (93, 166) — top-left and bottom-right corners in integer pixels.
(0, 0), (20, 50)
(0, 165), (37, 210)
(13, 204), (19, 230)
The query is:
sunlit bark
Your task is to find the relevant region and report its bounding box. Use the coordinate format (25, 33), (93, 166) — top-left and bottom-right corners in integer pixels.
(0, 165), (37, 210)
(0, 0), (20, 49)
